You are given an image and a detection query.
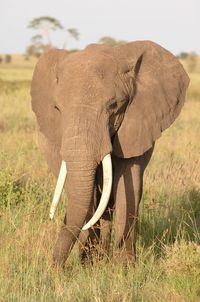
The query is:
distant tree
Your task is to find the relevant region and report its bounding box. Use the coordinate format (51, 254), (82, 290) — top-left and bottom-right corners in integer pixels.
(98, 36), (126, 45)
(26, 43), (48, 58)
(117, 40), (127, 45)
(178, 52), (189, 59)
(28, 16), (63, 46)
(68, 49), (79, 53)
(27, 16), (80, 53)
(5, 54), (12, 63)
(63, 28), (79, 49)
(26, 34), (49, 58)
(0, 56), (3, 63)
(187, 52), (198, 73)
(98, 36), (118, 45)
(31, 34), (43, 45)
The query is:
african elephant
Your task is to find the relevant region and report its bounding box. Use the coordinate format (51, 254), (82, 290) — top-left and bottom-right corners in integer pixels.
(31, 40), (189, 266)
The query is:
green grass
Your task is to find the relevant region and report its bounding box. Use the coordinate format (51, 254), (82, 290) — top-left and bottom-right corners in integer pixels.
(0, 58), (200, 301)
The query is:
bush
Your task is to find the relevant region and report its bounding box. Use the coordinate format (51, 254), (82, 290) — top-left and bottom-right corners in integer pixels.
(5, 54), (12, 63)
(0, 171), (24, 207)
(0, 170), (52, 209)
(177, 52), (189, 59)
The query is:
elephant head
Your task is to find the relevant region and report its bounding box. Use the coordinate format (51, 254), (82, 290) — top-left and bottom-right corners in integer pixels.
(31, 41), (189, 264)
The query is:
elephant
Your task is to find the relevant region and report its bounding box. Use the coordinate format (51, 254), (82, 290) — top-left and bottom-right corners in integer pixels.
(31, 40), (189, 267)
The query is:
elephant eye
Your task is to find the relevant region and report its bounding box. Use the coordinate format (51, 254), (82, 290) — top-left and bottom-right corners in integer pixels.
(106, 99), (117, 110)
(54, 105), (60, 112)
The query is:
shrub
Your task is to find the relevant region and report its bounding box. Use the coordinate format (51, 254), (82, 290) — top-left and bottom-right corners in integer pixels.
(5, 54), (12, 63)
(0, 171), (24, 207)
(177, 52), (189, 59)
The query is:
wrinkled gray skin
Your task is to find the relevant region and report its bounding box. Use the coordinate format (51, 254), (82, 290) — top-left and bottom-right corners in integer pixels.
(31, 41), (189, 266)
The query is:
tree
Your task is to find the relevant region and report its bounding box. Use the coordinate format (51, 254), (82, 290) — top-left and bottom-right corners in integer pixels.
(63, 28), (79, 49)
(98, 36), (118, 45)
(178, 52), (189, 59)
(27, 16), (79, 54)
(98, 36), (127, 45)
(26, 34), (49, 58)
(5, 54), (12, 63)
(28, 16), (63, 46)
(31, 34), (43, 45)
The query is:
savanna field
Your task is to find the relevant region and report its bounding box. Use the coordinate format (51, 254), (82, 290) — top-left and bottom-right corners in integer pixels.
(0, 54), (200, 302)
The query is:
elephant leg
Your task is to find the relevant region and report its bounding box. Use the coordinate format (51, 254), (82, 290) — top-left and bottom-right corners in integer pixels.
(99, 184), (115, 258)
(75, 227), (101, 266)
(80, 196), (114, 263)
(78, 216), (100, 265)
(99, 206), (113, 259)
(113, 157), (141, 263)
(113, 147), (154, 263)
(97, 163), (114, 259)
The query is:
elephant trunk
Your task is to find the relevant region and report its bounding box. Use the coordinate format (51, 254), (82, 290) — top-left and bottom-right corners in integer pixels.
(52, 120), (112, 265)
(53, 157), (96, 265)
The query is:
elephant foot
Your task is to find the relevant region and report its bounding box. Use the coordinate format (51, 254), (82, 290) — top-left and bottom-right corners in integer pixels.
(79, 241), (105, 266)
(78, 225), (102, 266)
(79, 243), (94, 266)
(113, 248), (136, 267)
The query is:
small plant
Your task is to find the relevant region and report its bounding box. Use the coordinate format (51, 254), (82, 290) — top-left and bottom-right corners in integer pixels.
(0, 171), (24, 207)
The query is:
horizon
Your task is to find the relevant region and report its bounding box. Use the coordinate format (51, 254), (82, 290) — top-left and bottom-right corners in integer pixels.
(1, 0), (199, 56)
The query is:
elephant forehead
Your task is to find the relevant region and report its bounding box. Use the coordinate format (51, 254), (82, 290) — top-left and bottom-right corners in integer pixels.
(56, 53), (117, 103)
(59, 50), (117, 79)
(57, 77), (116, 105)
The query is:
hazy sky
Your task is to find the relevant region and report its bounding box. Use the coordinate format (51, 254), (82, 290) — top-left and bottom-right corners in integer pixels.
(0, 0), (199, 55)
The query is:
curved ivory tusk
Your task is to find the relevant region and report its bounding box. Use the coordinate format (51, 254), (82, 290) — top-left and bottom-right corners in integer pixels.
(82, 153), (112, 231)
(49, 160), (67, 219)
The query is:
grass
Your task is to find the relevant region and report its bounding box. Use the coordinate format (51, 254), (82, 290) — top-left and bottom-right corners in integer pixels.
(0, 57), (200, 301)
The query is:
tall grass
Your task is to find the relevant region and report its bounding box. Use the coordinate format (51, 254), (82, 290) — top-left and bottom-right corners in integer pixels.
(0, 59), (200, 301)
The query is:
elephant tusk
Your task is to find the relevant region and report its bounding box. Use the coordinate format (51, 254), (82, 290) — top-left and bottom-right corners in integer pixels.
(82, 153), (112, 230)
(49, 160), (67, 219)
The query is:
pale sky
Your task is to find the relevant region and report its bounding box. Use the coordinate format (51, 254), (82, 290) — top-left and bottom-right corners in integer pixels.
(0, 0), (199, 55)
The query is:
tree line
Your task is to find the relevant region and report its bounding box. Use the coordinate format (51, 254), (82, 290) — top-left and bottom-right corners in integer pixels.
(26, 15), (129, 58)
(0, 15), (199, 71)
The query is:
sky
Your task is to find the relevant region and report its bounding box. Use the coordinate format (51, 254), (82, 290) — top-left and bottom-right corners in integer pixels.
(0, 0), (199, 55)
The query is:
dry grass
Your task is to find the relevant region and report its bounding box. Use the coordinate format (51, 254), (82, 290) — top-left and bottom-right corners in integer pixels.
(0, 56), (200, 301)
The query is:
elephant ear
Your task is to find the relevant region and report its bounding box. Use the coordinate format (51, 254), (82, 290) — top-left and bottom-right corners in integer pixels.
(113, 41), (190, 158)
(31, 48), (68, 149)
